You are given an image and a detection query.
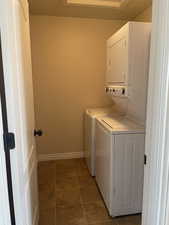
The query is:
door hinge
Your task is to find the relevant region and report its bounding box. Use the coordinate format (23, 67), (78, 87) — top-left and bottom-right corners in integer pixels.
(144, 154), (147, 165)
(3, 132), (15, 150)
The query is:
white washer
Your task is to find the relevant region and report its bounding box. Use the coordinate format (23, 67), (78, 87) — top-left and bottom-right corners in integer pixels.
(95, 115), (145, 217)
(84, 107), (113, 176)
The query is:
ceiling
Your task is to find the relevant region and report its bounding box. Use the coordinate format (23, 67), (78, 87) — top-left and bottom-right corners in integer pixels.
(29, 0), (152, 20)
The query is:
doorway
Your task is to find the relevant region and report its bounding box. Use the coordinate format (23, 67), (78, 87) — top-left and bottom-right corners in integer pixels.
(1, 0), (169, 225)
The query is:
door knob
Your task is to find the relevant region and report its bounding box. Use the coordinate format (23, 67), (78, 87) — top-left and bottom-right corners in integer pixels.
(34, 129), (43, 137)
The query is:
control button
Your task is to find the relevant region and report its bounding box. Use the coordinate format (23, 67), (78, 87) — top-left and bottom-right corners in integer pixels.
(122, 88), (125, 95)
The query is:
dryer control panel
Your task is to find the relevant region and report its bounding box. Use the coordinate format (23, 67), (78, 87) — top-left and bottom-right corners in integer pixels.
(105, 86), (127, 97)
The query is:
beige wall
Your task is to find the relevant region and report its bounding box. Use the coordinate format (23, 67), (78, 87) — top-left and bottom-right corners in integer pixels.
(135, 6), (152, 22)
(30, 16), (126, 155)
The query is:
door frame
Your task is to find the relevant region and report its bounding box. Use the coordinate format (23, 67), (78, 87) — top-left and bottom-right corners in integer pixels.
(142, 0), (169, 224)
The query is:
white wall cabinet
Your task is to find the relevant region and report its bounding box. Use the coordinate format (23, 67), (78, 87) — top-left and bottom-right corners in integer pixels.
(95, 121), (145, 217)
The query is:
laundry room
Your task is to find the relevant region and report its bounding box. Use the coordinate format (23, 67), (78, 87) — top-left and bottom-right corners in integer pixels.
(29, 1), (152, 225)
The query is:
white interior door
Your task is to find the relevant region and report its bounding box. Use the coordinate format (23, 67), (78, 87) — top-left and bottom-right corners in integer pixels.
(142, 0), (169, 225)
(0, 101), (11, 225)
(0, 0), (39, 225)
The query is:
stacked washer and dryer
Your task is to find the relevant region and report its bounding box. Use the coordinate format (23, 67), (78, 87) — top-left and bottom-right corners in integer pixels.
(84, 22), (151, 217)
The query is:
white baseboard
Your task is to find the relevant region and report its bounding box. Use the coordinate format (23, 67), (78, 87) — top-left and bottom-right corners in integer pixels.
(38, 151), (84, 162)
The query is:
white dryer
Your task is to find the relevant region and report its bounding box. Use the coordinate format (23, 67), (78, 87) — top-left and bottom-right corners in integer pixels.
(84, 107), (113, 176)
(95, 115), (145, 217)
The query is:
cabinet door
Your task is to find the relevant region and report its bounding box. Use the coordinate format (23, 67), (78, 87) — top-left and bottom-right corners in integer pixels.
(95, 122), (113, 210)
(113, 134), (144, 215)
(107, 37), (128, 84)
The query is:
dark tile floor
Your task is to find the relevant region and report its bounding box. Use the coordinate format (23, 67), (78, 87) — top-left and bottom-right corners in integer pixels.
(38, 158), (141, 225)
